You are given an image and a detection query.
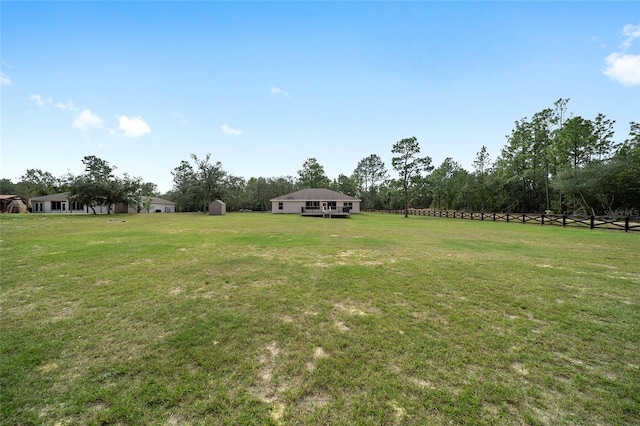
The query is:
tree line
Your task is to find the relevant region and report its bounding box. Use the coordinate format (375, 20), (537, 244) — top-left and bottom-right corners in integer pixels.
(2, 99), (638, 216)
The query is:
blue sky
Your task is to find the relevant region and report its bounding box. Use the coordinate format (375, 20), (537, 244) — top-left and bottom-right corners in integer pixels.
(2, 1), (639, 193)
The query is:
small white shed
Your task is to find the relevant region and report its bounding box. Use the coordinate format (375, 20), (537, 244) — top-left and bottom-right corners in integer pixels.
(209, 199), (226, 215)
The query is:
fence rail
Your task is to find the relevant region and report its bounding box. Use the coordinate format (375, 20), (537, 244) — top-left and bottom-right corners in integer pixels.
(368, 209), (640, 232)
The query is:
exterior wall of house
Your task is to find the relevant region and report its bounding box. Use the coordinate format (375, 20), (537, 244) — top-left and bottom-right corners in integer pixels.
(32, 201), (112, 214)
(271, 200), (360, 214)
(141, 203), (176, 213)
(341, 201), (360, 213)
(272, 201), (305, 213)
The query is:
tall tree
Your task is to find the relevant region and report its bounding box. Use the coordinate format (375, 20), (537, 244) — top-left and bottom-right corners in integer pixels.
(391, 137), (432, 218)
(353, 154), (388, 209)
(471, 146), (491, 212)
(171, 160), (198, 211)
(170, 154), (226, 212)
(223, 175), (246, 212)
(0, 179), (17, 194)
(331, 174), (359, 197)
(429, 158), (464, 210)
(68, 156), (117, 214)
(297, 158), (330, 189)
(19, 169), (63, 197)
(67, 156), (141, 214)
(191, 153), (226, 212)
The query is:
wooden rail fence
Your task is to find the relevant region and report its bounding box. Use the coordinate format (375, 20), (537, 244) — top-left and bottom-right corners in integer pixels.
(369, 209), (640, 232)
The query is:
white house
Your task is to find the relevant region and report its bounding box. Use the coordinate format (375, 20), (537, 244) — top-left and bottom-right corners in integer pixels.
(31, 192), (112, 214)
(270, 188), (360, 217)
(140, 197), (177, 213)
(30, 193), (175, 214)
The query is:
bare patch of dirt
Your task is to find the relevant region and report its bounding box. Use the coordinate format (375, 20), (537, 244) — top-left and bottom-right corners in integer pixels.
(511, 362), (529, 376)
(335, 321), (350, 332)
(166, 413), (191, 425)
(298, 389), (333, 413)
(390, 400), (406, 420)
(249, 341), (281, 403)
(334, 300), (380, 316)
(38, 362), (59, 373)
(407, 376), (435, 390)
(270, 402), (285, 424)
(50, 305), (75, 321)
(307, 347), (329, 372)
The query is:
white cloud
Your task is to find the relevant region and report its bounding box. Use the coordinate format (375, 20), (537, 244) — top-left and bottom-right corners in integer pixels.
(221, 124), (243, 135)
(1, 72), (10, 86)
(55, 100), (77, 111)
(603, 23), (640, 86)
(271, 86), (290, 97)
(74, 109), (103, 130)
(621, 24), (640, 49)
(118, 115), (151, 137)
(29, 94), (52, 109)
(603, 53), (640, 86)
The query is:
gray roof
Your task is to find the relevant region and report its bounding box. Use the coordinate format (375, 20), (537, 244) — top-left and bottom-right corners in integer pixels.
(30, 192), (72, 202)
(270, 188), (360, 202)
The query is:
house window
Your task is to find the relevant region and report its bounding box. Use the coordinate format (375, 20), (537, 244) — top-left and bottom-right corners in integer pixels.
(344, 202), (353, 208)
(33, 202), (43, 212)
(278, 202), (283, 210)
(69, 201), (83, 211)
(305, 201), (320, 210)
(327, 201), (337, 209)
(51, 201), (62, 210)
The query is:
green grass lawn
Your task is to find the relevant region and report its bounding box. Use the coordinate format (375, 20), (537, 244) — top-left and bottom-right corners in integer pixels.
(1, 212), (639, 425)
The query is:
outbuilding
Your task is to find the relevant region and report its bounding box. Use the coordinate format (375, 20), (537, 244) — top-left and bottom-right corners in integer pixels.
(209, 199), (226, 215)
(0, 195), (28, 213)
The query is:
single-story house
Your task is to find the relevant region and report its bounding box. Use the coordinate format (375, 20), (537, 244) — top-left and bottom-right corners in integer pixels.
(139, 197), (177, 213)
(270, 188), (360, 217)
(31, 192), (112, 214)
(0, 195), (28, 213)
(209, 199), (226, 215)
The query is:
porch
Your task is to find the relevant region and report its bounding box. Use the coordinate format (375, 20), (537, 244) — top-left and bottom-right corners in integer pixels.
(301, 207), (351, 218)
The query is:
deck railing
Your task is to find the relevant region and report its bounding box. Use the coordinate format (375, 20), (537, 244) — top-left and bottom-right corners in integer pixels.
(302, 207), (350, 214)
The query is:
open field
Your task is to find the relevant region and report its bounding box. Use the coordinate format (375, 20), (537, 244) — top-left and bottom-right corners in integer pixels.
(1, 212), (639, 425)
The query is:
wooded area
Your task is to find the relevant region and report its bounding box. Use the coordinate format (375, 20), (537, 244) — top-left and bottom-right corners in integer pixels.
(2, 99), (639, 216)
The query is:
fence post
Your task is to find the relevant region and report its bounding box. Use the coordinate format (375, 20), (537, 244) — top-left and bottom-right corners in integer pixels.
(562, 215), (567, 227)
(481, 212), (484, 221)
(625, 216), (630, 232)
(541, 214), (545, 226)
(590, 216), (595, 229)
(493, 213), (496, 221)
(453, 212), (456, 218)
(507, 214), (510, 223)
(522, 213), (526, 223)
